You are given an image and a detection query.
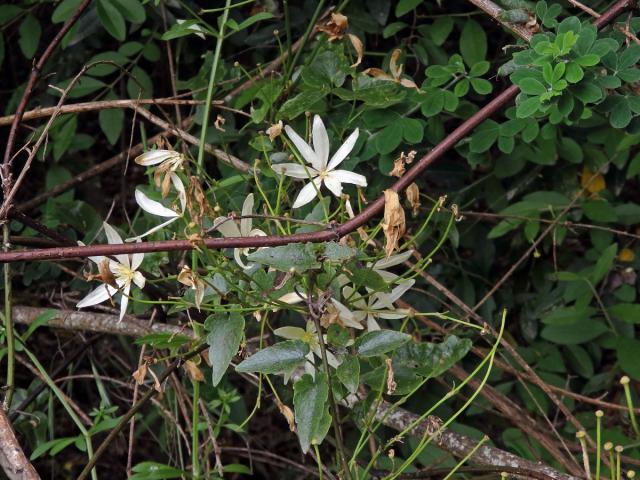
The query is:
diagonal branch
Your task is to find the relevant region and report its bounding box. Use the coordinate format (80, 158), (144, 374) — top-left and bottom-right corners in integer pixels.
(0, 409), (40, 480)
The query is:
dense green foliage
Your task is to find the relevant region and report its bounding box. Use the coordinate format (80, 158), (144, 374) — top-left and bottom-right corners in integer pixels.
(2, 0), (640, 478)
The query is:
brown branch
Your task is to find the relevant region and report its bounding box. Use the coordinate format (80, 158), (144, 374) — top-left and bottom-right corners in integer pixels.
(0, 409), (40, 480)
(0, 0), (92, 202)
(466, 0), (534, 41)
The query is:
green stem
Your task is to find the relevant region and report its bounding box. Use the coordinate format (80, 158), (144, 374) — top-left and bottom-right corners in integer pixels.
(313, 444), (324, 480)
(442, 436), (489, 480)
(310, 292), (351, 480)
(192, 380), (200, 478)
(596, 411), (603, 480)
(197, 0), (232, 168)
(2, 223), (14, 410)
(21, 343), (98, 480)
(284, 0), (325, 82)
(621, 378), (640, 438)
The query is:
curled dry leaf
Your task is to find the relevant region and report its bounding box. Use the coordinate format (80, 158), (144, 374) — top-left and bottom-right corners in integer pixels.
(386, 358), (397, 395)
(277, 399), (296, 432)
(317, 12), (348, 40)
(177, 265), (206, 310)
(347, 33), (363, 67)
(405, 182), (420, 217)
(184, 359), (205, 382)
(214, 115), (226, 132)
(132, 362), (148, 385)
(382, 189), (406, 257)
(186, 176), (212, 227)
(390, 151), (416, 178)
(266, 120), (283, 141)
(365, 49), (418, 89)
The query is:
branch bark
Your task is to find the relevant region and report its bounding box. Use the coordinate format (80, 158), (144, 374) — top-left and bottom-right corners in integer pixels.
(0, 409), (40, 480)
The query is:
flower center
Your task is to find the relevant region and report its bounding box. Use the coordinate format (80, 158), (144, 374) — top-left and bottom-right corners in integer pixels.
(318, 168), (329, 180)
(113, 263), (136, 283)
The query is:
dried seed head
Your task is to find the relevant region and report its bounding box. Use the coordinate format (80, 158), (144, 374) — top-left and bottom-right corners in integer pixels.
(604, 442), (614, 451)
(621, 376), (631, 385)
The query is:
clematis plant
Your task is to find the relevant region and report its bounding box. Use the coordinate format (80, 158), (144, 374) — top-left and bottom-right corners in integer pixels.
(272, 115), (367, 208)
(213, 194), (266, 269)
(135, 149), (185, 198)
(339, 280), (414, 331)
(274, 320), (340, 377)
(76, 222), (145, 322)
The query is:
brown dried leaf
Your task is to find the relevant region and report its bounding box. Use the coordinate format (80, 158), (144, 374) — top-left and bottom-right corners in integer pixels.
(386, 358), (397, 395)
(317, 12), (348, 41)
(177, 265), (206, 311)
(390, 158), (406, 178)
(406, 182), (421, 217)
(389, 49), (403, 80)
(277, 399), (296, 432)
(266, 120), (283, 141)
(132, 363), (148, 385)
(214, 115), (226, 132)
(184, 359), (204, 382)
(382, 190), (406, 257)
(347, 33), (363, 68)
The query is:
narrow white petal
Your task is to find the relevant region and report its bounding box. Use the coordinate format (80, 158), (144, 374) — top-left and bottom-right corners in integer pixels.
(328, 169), (367, 187)
(367, 315), (381, 331)
(271, 163), (317, 179)
(373, 250), (414, 270)
(241, 194), (254, 237)
(234, 248), (250, 269)
(77, 284), (114, 308)
(249, 228), (267, 237)
(372, 280), (414, 308)
(125, 217), (179, 242)
(326, 350), (341, 368)
(170, 173), (186, 212)
(327, 128), (359, 170)
(323, 175), (343, 198)
(292, 178), (322, 209)
(132, 271), (146, 289)
(331, 299), (364, 329)
(274, 326), (306, 340)
(135, 189), (180, 218)
(312, 115), (330, 170)
(135, 150), (176, 166)
(118, 283), (131, 322)
(131, 250), (144, 270)
(378, 311), (408, 319)
(213, 216), (241, 237)
(278, 291), (306, 304)
(102, 222), (128, 266)
(284, 125), (320, 169)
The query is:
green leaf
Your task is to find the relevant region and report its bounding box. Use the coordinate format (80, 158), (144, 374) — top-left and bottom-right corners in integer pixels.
(235, 340), (309, 374)
(230, 11), (274, 31)
(518, 78), (547, 96)
(97, 0), (126, 41)
(460, 19), (487, 66)
(335, 76), (406, 108)
(99, 107), (124, 145)
(293, 374), (332, 453)
(590, 243), (617, 284)
(394, 335), (472, 378)
(18, 14), (41, 59)
(301, 50), (348, 89)
(564, 345), (594, 378)
(111, 0), (145, 23)
(22, 309), (57, 341)
(540, 319), (608, 345)
(356, 330), (412, 357)
(429, 17), (454, 46)
(470, 78), (492, 95)
(401, 118), (424, 144)
(420, 89), (444, 117)
(336, 356), (360, 394)
(349, 269), (387, 292)
(541, 305), (596, 325)
(30, 437), (77, 460)
(207, 313), (245, 386)
(617, 337), (640, 380)
(279, 90), (328, 120)
(162, 20), (207, 40)
(247, 243), (320, 272)
(383, 22), (407, 38)
(469, 120), (499, 153)
(610, 303), (640, 324)
(87, 51), (129, 76)
(374, 122), (403, 154)
(583, 200), (617, 223)
(52, 0), (82, 23)
(395, 0), (421, 17)
(516, 97), (540, 118)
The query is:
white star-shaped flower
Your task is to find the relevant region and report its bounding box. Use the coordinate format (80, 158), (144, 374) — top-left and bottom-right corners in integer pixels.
(340, 280), (414, 331)
(272, 115), (367, 208)
(77, 222), (145, 322)
(274, 320), (340, 377)
(213, 194), (267, 269)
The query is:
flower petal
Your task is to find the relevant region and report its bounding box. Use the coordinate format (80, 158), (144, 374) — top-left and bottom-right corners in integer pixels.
(277, 291), (306, 304)
(292, 178), (322, 209)
(327, 128), (359, 170)
(233, 247), (250, 269)
(213, 216), (241, 238)
(372, 280), (414, 309)
(132, 271), (146, 289)
(312, 115), (330, 170)
(284, 125), (320, 169)
(367, 314), (381, 331)
(323, 175), (343, 198)
(102, 222), (128, 266)
(378, 310), (409, 319)
(125, 217), (179, 242)
(274, 326), (305, 340)
(119, 282), (131, 322)
(135, 149), (177, 166)
(328, 169), (367, 187)
(135, 189), (180, 218)
(241, 194), (254, 237)
(331, 298), (364, 329)
(170, 173), (186, 212)
(77, 284), (116, 309)
(271, 163), (317, 179)
(131, 250), (144, 270)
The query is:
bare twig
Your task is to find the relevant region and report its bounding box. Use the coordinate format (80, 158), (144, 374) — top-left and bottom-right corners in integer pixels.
(466, 0), (534, 41)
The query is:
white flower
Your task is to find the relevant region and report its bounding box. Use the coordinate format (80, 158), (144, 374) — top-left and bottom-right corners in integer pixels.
(341, 280), (414, 331)
(127, 174), (186, 242)
(135, 149), (185, 198)
(213, 194), (266, 269)
(274, 321), (340, 377)
(77, 222), (145, 322)
(370, 250), (414, 282)
(272, 115), (366, 208)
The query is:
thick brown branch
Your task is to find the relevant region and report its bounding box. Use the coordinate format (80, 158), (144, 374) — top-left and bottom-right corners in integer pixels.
(0, 409), (39, 480)
(466, 0), (534, 41)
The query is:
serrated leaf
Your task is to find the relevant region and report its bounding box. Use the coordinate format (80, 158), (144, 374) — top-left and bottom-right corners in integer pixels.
(294, 374), (331, 453)
(207, 313), (244, 386)
(236, 340), (309, 374)
(356, 330), (411, 357)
